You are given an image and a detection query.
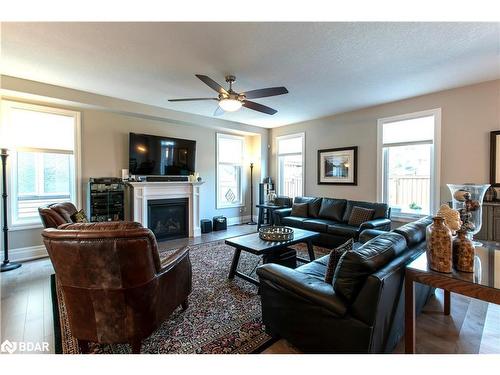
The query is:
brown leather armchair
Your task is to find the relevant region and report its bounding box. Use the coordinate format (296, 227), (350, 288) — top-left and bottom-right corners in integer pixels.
(42, 222), (192, 353)
(38, 202), (79, 228)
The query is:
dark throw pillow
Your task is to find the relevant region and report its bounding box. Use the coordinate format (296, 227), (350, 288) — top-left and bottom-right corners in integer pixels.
(318, 198), (347, 222)
(324, 238), (354, 284)
(70, 209), (89, 223)
(291, 202), (308, 217)
(348, 206), (374, 226)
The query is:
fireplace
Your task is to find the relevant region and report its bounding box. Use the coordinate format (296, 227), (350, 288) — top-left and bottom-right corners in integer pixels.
(147, 198), (189, 241)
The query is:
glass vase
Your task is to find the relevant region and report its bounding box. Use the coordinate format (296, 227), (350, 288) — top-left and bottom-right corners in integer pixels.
(426, 216), (453, 273)
(447, 183), (490, 245)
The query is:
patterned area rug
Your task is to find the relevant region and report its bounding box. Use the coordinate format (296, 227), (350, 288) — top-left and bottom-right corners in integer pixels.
(53, 239), (330, 354)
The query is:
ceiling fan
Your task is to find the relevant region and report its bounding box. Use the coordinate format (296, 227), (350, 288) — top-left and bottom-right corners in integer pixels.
(169, 74), (288, 116)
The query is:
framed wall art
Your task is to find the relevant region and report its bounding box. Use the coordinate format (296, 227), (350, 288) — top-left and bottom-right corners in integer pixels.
(317, 146), (357, 185)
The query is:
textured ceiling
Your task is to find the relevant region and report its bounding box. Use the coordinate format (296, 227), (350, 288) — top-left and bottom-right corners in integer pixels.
(1, 22), (499, 128)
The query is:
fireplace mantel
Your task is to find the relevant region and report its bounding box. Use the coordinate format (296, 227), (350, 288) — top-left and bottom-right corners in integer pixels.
(127, 181), (204, 237)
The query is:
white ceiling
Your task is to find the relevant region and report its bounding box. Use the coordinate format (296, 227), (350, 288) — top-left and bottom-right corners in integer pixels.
(1, 22), (499, 128)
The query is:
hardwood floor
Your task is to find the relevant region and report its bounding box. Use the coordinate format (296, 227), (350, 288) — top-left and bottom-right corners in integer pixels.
(1, 224), (498, 354)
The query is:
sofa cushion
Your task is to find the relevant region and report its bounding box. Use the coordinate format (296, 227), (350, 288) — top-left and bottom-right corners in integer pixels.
(327, 223), (359, 237)
(342, 200), (388, 222)
(393, 216), (433, 247)
(308, 198), (323, 218)
(318, 198), (347, 221)
(347, 206), (375, 226)
(291, 203), (308, 217)
(333, 232), (407, 302)
(302, 219), (331, 232)
(324, 239), (354, 284)
(296, 254), (330, 281)
(294, 196), (317, 205)
(282, 216), (308, 228)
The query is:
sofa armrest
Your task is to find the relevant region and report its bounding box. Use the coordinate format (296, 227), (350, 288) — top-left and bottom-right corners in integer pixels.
(256, 263), (347, 317)
(273, 207), (292, 225)
(358, 229), (387, 244)
(359, 218), (391, 232)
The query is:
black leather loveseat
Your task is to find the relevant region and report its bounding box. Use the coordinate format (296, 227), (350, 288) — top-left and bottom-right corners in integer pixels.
(273, 196), (392, 248)
(256, 216), (434, 353)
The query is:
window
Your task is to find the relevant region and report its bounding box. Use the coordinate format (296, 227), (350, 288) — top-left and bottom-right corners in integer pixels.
(377, 109), (441, 218)
(216, 133), (244, 208)
(0, 101), (80, 227)
(276, 133), (304, 199)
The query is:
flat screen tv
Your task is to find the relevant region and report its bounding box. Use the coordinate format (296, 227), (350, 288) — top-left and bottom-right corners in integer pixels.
(129, 132), (196, 176)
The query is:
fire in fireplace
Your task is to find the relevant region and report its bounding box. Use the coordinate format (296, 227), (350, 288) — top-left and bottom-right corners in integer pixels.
(147, 198), (189, 240)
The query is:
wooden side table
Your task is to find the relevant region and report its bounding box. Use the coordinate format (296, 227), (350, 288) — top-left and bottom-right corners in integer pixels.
(404, 241), (500, 353)
(256, 204), (288, 229)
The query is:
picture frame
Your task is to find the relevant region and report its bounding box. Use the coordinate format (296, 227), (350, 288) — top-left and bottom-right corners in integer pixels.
(317, 146), (358, 185)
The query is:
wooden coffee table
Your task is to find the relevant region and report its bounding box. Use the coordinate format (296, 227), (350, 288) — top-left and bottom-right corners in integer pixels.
(226, 228), (320, 286)
(404, 241), (500, 353)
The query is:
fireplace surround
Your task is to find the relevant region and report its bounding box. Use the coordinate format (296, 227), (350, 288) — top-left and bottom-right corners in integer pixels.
(127, 181), (204, 238)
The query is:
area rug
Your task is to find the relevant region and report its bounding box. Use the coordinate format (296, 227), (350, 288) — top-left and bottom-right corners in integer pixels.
(52, 239), (330, 354)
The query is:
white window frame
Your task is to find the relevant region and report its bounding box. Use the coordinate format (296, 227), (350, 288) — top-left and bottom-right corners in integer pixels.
(216, 133), (245, 209)
(377, 108), (441, 221)
(276, 132), (305, 197)
(1, 100), (82, 230)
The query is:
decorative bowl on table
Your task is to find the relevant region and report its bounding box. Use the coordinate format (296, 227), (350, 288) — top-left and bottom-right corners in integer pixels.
(259, 226), (294, 241)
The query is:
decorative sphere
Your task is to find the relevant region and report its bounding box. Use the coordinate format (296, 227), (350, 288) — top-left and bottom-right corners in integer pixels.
(453, 190), (469, 202)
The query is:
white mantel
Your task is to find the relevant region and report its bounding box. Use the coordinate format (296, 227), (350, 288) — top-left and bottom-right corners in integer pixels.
(127, 181), (204, 237)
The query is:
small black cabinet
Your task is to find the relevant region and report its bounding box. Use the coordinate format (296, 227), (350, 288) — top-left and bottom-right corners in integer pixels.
(87, 177), (125, 222)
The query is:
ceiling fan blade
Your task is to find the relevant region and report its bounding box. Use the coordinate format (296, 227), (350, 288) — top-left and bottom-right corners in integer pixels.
(195, 74), (228, 95)
(168, 98), (217, 102)
(213, 106), (224, 116)
(243, 87), (288, 99)
(242, 100), (278, 115)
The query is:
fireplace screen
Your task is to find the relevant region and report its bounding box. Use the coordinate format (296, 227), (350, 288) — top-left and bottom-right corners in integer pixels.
(147, 198), (189, 240)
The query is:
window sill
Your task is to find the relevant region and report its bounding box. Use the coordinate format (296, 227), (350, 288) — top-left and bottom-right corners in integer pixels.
(9, 222), (43, 231)
(391, 213), (427, 223)
(216, 204), (245, 210)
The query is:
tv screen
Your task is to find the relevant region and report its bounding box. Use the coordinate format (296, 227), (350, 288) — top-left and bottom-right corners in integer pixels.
(129, 133), (196, 176)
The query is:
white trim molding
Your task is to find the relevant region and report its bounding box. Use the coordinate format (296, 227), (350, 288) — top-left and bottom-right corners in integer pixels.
(9, 245), (48, 262)
(377, 108), (441, 218)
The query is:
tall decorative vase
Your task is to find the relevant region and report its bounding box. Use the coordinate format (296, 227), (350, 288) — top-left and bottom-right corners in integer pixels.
(426, 216), (453, 273)
(447, 183), (490, 245)
(452, 230), (475, 273)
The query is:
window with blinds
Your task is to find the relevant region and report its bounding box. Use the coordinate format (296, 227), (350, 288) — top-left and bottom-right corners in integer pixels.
(377, 109), (441, 218)
(0, 101), (80, 226)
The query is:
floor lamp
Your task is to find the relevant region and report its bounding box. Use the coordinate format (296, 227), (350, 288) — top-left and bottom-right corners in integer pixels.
(1, 148), (21, 272)
(247, 162), (257, 225)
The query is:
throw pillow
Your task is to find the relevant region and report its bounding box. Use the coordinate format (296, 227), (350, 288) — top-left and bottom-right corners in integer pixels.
(70, 209), (89, 223)
(324, 238), (354, 284)
(348, 206), (374, 226)
(290, 202), (308, 217)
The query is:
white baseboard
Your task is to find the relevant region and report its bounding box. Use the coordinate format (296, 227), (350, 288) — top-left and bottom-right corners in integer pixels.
(226, 215), (258, 226)
(9, 245), (48, 262)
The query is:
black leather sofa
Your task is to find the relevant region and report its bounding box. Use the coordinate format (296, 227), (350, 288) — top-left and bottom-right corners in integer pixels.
(256, 216), (434, 353)
(273, 196), (392, 248)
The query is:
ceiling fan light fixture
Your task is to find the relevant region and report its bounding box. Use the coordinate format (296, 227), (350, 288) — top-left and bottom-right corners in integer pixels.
(219, 98), (242, 112)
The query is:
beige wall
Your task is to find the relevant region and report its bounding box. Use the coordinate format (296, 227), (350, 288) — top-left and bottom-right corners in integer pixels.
(270, 79), (500, 206)
(1, 77), (269, 257)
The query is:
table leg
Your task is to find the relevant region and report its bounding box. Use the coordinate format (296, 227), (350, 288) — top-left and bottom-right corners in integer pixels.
(405, 272), (416, 354)
(228, 248), (242, 280)
(306, 240), (315, 261)
(257, 208), (264, 230)
(444, 290), (451, 315)
(269, 208), (275, 226)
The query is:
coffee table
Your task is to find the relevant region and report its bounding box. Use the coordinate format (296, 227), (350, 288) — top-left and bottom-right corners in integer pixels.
(226, 228), (320, 286)
(404, 240), (500, 353)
